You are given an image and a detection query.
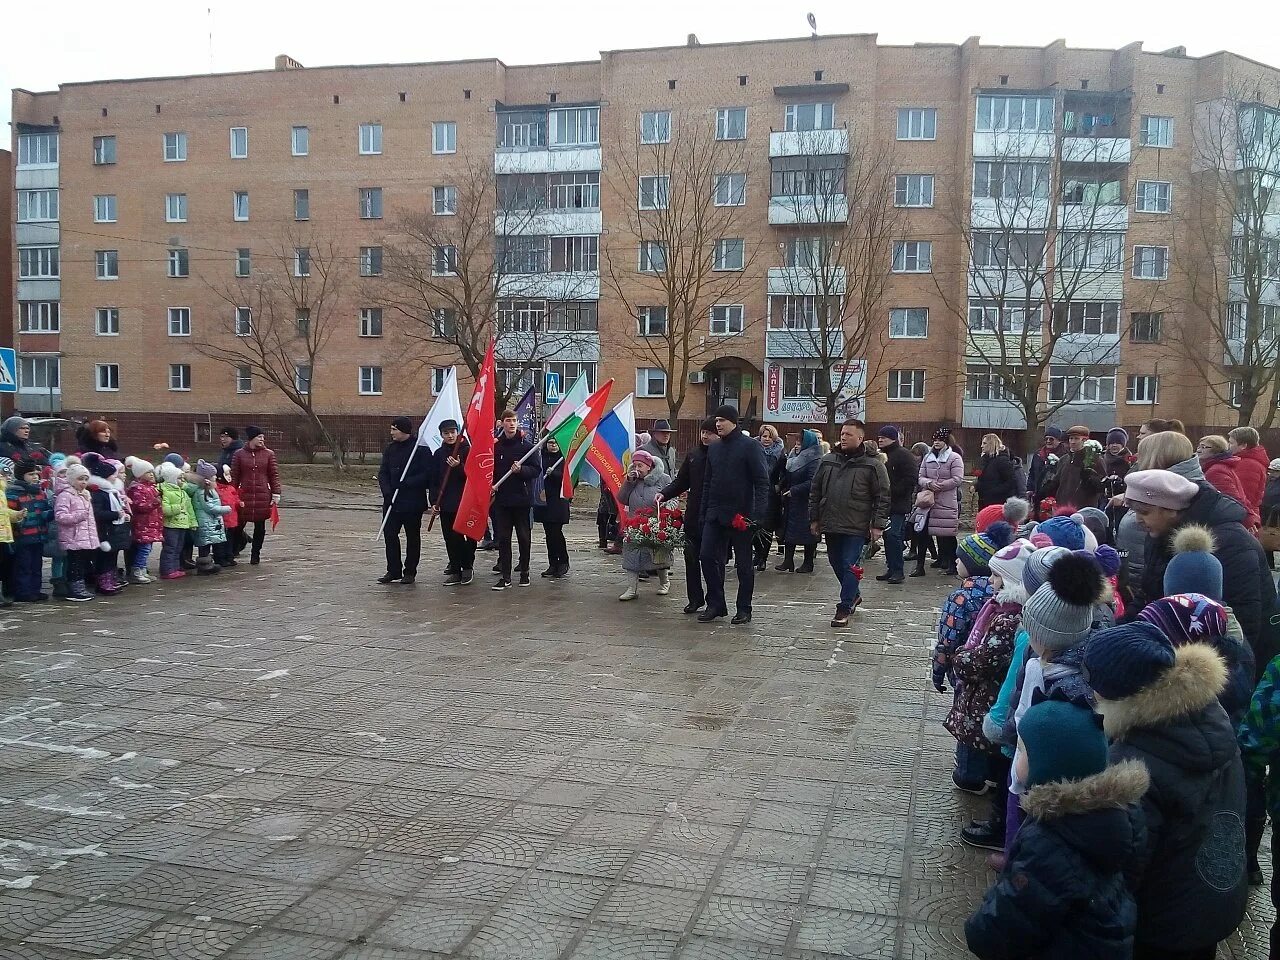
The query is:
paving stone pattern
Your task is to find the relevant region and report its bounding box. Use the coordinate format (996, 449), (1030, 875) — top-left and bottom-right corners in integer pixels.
(0, 509), (1270, 958)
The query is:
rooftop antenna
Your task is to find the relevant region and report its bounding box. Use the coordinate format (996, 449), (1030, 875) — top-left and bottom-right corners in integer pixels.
(207, 7), (214, 73)
(807, 12), (818, 37)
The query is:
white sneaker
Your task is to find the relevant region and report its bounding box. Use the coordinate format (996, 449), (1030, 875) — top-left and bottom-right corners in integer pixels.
(619, 585), (638, 601)
(657, 574), (670, 596)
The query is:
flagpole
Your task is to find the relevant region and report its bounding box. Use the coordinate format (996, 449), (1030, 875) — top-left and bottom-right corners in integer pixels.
(426, 433), (466, 532)
(490, 432), (551, 494)
(371, 440), (424, 543)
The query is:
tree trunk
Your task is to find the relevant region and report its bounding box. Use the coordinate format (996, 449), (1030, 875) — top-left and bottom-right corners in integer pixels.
(308, 413), (346, 473)
(1238, 395), (1258, 428)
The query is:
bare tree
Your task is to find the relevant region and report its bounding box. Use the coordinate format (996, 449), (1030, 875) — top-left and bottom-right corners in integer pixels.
(603, 110), (762, 423)
(196, 230), (348, 469)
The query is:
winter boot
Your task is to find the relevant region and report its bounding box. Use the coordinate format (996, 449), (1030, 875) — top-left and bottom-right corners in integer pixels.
(657, 570), (671, 596)
(65, 580), (94, 602)
(95, 571), (122, 595)
(128, 568), (150, 585)
(774, 546), (795, 572)
(51, 577), (68, 600)
(795, 547), (815, 574)
(619, 573), (639, 601)
(196, 556), (220, 575)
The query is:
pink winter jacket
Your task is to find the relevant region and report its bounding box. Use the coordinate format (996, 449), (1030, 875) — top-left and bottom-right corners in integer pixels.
(55, 482), (100, 551)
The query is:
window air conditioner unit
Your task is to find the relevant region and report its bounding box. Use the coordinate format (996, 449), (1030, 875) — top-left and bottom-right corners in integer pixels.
(688, 371), (708, 384)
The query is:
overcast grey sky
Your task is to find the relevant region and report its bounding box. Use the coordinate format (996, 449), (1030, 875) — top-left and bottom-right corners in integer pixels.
(5, 0), (1279, 131)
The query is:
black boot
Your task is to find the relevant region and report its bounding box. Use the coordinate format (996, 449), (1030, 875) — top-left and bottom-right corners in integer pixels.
(795, 546), (816, 574)
(774, 546), (795, 572)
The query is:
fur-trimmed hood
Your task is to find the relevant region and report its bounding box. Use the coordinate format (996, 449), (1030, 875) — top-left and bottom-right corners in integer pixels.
(994, 581), (1028, 605)
(1096, 642), (1226, 740)
(1022, 758), (1150, 820)
(1021, 759), (1150, 875)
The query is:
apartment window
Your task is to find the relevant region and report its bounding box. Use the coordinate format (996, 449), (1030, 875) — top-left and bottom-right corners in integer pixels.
(1226, 303), (1280, 341)
(1048, 365), (1116, 403)
(19, 301), (60, 333)
(360, 246), (382, 277)
(784, 103), (834, 132)
(20, 247), (60, 279)
(17, 189), (58, 222)
(1053, 301), (1120, 335)
(432, 245), (458, 276)
(233, 191), (250, 221)
(785, 237), (827, 269)
(975, 96), (1054, 132)
(1232, 236), (1280, 278)
(549, 108), (598, 146)
(894, 174), (934, 207)
(359, 187), (383, 219)
(897, 108), (937, 140)
(359, 307), (383, 337)
(497, 110), (547, 149)
(291, 125), (309, 156)
(636, 367), (668, 398)
(236, 248), (251, 277)
(96, 250), (118, 280)
(498, 299), (545, 333)
(771, 157), (846, 198)
(1230, 380), (1245, 408)
(547, 172), (600, 210)
(714, 238), (745, 271)
(291, 365), (310, 395)
(639, 241), (668, 273)
(294, 247), (311, 277)
(638, 306), (668, 336)
(713, 173), (747, 206)
(551, 236), (598, 272)
(167, 307), (191, 336)
(972, 161), (1050, 200)
(166, 193), (187, 223)
(1130, 312), (1163, 343)
(639, 175), (670, 210)
(295, 309), (311, 338)
(966, 365), (1014, 402)
(1133, 245), (1169, 280)
(359, 366), (383, 395)
(293, 189), (309, 221)
(95, 363), (120, 392)
(1060, 233), (1123, 271)
(973, 232), (1048, 269)
(432, 121), (457, 154)
(710, 304), (744, 336)
(498, 365), (535, 395)
(715, 107), (747, 141)
(17, 133), (58, 166)
(236, 365), (253, 394)
(433, 308), (457, 339)
(1140, 116), (1173, 148)
(547, 361), (597, 392)
(547, 300), (599, 332)
(887, 369), (927, 401)
(431, 367), (448, 394)
(782, 366), (823, 400)
(1126, 374), (1159, 404)
(433, 185), (457, 215)
(641, 110), (671, 144)
(892, 241), (933, 273)
(230, 126), (248, 158)
(93, 194), (116, 223)
(889, 308), (929, 338)
(772, 295), (822, 329)
(169, 364), (192, 391)
(163, 132), (188, 161)
(967, 299), (1042, 334)
(94, 307), (119, 336)
(235, 307), (253, 336)
(168, 248), (189, 278)
(359, 123), (383, 155)
(498, 236), (547, 274)
(1136, 180), (1172, 214)
(93, 136), (116, 165)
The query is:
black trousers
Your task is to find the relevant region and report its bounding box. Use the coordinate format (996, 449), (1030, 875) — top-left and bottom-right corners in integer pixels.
(383, 508), (424, 579)
(492, 505), (531, 579)
(246, 519), (268, 559)
(700, 521), (755, 615)
(684, 535), (706, 608)
(439, 511), (477, 573)
(541, 522), (568, 569)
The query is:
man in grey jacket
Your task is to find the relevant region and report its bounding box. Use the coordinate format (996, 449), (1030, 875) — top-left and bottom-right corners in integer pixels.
(810, 419), (891, 627)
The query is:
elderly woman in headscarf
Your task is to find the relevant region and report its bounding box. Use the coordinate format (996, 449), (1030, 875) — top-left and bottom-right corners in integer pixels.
(616, 450), (671, 601)
(776, 429), (822, 573)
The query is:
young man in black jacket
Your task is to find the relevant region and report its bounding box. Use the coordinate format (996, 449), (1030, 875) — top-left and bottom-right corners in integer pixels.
(660, 417), (717, 614)
(377, 416), (432, 585)
(490, 409), (540, 590)
(875, 425), (917, 584)
(428, 419), (474, 585)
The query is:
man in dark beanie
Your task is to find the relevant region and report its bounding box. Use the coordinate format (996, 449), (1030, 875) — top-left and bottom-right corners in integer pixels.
(698, 405), (769, 624)
(876, 425), (916, 584)
(217, 427), (243, 474)
(660, 417), (718, 614)
(376, 417), (430, 584)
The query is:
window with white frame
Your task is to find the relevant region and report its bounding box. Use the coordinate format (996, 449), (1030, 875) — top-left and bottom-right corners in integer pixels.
(1054, 300), (1120, 335)
(95, 363), (119, 392)
(93, 194), (116, 223)
(360, 246), (382, 277)
(19, 301), (60, 333)
(359, 123), (382, 155)
(548, 107), (599, 146)
(710, 304), (744, 336)
(17, 189), (58, 222)
(168, 248), (189, 278)
(498, 299), (545, 333)
(433, 185), (457, 215)
(1136, 180), (1172, 213)
(1231, 236), (1280, 278)
(639, 175), (670, 209)
(295, 309), (311, 338)
(973, 231), (1048, 269)
(95, 250), (118, 280)
(230, 126), (248, 158)
(498, 236), (546, 273)
(782, 366), (823, 399)
(1133, 245), (1169, 279)
(715, 107), (747, 140)
(236, 365), (253, 394)
(433, 308), (457, 339)
(431, 367), (449, 395)
(167, 307), (191, 336)
(233, 191), (249, 221)
(894, 174), (934, 207)
(636, 367), (667, 398)
(639, 241), (667, 273)
(17, 357), (59, 397)
(967, 299), (1043, 334)
(359, 187), (383, 219)
(975, 96), (1054, 132)
(432, 245), (458, 276)
(965, 365), (1015, 401)
(889, 308), (929, 338)
(359, 307), (383, 337)
(549, 172), (600, 210)
(713, 173), (747, 206)
(169, 363), (191, 391)
(235, 306), (252, 336)
(784, 102), (834, 132)
(294, 247), (310, 277)
(295, 365), (312, 395)
(1226, 302), (1280, 341)
(714, 238), (745, 271)
(1140, 116), (1173, 147)
(772, 295), (822, 329)
(1048, 364), (1116, 403)
(641, 110), (671, 144)
(432, 121), (457, 154)
(359, 366), (383, 395)
(771, 157), (846, 197)
(93, 136), (116, 165)
(166, 193), (187, 222)
(291, 125), (309, 156)
(547, 361), (598, 392)
(163, 132), (187, 161)
(1060, 232), (1123, 271)
(236, 248), (251, 277)
(1130, 311), (1163, 343)
(892, 241), (932, 273)
(17, 133), (58, 166)
(550, 236), (597, 272)
(972, 161), (1050, 200)
(887, 369), (927, 401)
(1126, 374), (1159, 404)
(20, 246), (59, 279)
(637, 306), (668, 337)
(897, 108), (937, 140)
(497, 364), (535, 395)
(293, 189), (309, 221)
(547, 300), (599, 332)
(784, 237), (827, 269)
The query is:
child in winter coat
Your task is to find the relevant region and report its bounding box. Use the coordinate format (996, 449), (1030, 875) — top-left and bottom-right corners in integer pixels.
(42, 454), (69, 597)
(54, 464), (99, 601)
(158, 462), (195, 579)
(0, 458), (26, 605)
(83, 453), (130, 595)
(188, 460), (230, 575)
(125, 458), (161, 584)
(214, 465), (242, 567)
(965, 694), (1148, 960)
(7, 459), (52, 602)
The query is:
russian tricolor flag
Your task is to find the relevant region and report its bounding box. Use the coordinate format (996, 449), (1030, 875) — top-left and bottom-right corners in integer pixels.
(585, 394), (635, 498)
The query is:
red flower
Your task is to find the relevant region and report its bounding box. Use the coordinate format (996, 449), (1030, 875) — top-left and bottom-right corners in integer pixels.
(670, 518), (683, 529)
(668, 508), (683, 520)
(731, 514), (748, 531)
(850, 564), (865, 581)
(657, 531), (668, 541)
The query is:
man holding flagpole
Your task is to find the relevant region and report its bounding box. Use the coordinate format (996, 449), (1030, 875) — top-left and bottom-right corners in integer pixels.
(429, 419), (473, 585)
(376, 417), (433, 585)
(490, 409), (540, 589)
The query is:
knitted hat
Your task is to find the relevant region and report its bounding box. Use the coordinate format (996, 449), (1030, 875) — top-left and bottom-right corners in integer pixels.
(195, 459), (218, 481)
(49, 452), (67, 469)
(1074, 507), (1109, 544)
(1162, 526), (1222, 601)
(66, 464), (90, 483)
(1090, 544), (1121, 578)
(1003, 497), (1032, 527)
(163, 453), (185, 468)
(878, 425), (900, 441)
(1022, 552), (1105, 653)
(1043, 426), (1064, 441)
(1083, 622), (1177, 701)
(391, 416), (414, 434)
(128, 458), (155, 480)
(713, 405), (739, 424)
(699, 417), (716, 432)
(157, 463), (183, 485)
(1019, 695), (1109, 788)
(974, 504), (1006, 533)
(957, 522), (1014, 576)
(15, 459), (37, 478)
(631, 450), (657, 471)
(0, 458), (13, 476)
(933, 426), (951, 442)
(1138, 594), (1228, 649)
(1107, 428), (1129, 447)
(245, 425), (264, 440)
(220, 426), (239, 440)
(1123, 469), (1199, 511)
(1036, 514), (1097, 553)
(1270, 458), (1280, 473)
(83, 453), (117, 479)
(1, 416), (29, 434)
(989, 539), (1036, 586)
(1022, 546), (1068, 596)
(801, 429), (820, 449)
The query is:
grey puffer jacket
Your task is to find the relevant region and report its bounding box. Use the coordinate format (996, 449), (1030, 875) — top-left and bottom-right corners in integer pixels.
(1117, 455), (1205, 584)
(618, 465), (670, 573)
(809, 447), (891, 537)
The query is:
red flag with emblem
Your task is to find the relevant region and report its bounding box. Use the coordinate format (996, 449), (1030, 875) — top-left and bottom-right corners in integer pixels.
(451, 340), (497, 542)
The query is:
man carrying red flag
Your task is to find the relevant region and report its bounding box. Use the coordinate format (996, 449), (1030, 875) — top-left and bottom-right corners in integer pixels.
(452, 342), (497, 547)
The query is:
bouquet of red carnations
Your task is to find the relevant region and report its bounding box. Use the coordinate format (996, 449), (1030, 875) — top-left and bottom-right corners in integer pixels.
(621, 504), (687, 552)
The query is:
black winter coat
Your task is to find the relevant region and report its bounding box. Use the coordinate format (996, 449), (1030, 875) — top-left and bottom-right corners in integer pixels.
(217, 440), (244, 475)
(492, 431), (540, 508)
(1027, 447), (1056, 502)
(428, 439), (470, 514)
(377, 437), (431, 514)
(0, 431), (50, 471)
(1047, 449), (1104, 510)
(881, 441), (917, 516)
(661, 442), (709, 536)
(701, 429), (769, 528)
(779, 447), (822, 546)
(965, 760), (1149, 960)
(975, 451), (1019, 508)
(533, 457), (570, 525)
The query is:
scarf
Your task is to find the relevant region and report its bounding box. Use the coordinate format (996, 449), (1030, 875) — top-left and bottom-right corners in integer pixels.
(786, 444), (822, 473)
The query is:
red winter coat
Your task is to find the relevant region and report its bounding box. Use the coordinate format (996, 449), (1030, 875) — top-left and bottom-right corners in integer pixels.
(1202, 455), (1258, 527)
(1234, 444), (1270, 527)
(127, 480), (164, 545)
(231, 445), (280, 522)
(215, 481), (241, 529)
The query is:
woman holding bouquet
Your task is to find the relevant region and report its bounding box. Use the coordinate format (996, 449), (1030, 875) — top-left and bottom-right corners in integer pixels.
(617, 450), (671, 601)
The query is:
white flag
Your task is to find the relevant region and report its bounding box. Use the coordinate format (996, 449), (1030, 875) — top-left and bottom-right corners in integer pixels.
(418, 366), (463, 452)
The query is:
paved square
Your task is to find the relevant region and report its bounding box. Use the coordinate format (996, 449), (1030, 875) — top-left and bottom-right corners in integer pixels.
(0, 508), (1269, 958)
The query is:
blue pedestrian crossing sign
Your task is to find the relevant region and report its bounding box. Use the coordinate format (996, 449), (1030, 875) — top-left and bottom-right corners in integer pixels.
(544, 371), (561, 405)
(0, 349), (16, 393)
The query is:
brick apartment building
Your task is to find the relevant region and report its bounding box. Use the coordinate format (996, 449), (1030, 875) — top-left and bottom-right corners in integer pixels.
(9, 34), (1280, 454)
